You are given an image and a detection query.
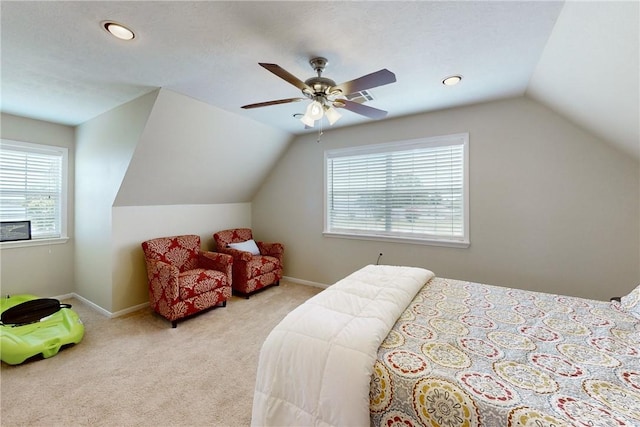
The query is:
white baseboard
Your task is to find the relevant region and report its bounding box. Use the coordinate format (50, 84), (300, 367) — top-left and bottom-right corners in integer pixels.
(52, 277), (323, 320)
(110, 301), (149, 318)
(283, 275), (329, 289)
(55, 292), (149, 319)
(70, 293), (113, 317)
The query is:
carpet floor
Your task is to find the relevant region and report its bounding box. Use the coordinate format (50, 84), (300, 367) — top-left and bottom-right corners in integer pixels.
(0, 280), (322, 427)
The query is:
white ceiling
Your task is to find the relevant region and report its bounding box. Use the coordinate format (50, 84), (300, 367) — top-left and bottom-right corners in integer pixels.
(1, 1), (638, 159)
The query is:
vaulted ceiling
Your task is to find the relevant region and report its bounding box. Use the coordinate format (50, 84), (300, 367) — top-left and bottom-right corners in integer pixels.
(1, 1), (638, 159)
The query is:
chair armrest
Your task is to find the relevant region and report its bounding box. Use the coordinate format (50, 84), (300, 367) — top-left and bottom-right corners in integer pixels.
(216, 246), (253, 262)
(257, 241), (284, 262)
(199, 251), (233, 284)
(146, 259), (180, 301)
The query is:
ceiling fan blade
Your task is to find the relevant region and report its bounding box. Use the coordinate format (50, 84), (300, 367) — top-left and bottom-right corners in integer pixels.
(241, 97), (306, 109)
(259, 63), (313, 92)
(331, 69), (396, 95)
(335, 99), (388, 120)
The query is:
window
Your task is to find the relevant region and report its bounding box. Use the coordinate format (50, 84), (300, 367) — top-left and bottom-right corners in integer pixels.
(0, 139), (68, 242)
(324, 133), (469, 247)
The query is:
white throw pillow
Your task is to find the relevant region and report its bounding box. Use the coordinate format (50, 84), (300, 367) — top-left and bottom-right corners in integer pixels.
(228, 239), (260, 255)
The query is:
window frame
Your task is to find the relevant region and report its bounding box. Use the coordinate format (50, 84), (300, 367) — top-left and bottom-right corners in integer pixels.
(0, 139), (69, 248)
(323, 133), (469, 248)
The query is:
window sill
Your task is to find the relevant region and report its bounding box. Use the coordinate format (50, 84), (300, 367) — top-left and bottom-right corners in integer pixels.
(0, 237), (69, 249)
(323, 231), (470, 248)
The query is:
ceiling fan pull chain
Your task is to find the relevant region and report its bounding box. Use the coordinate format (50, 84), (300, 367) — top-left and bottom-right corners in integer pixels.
(317, 119), (324, 143)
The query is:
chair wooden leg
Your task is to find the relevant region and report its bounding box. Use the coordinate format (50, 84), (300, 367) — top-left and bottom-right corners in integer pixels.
(171, 320), (177, 328)
(221, 300), (227, 307)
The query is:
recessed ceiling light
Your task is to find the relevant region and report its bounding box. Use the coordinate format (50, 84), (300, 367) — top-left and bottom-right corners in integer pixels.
(442, 75), (462, 86)
(102, 21), (135, 41)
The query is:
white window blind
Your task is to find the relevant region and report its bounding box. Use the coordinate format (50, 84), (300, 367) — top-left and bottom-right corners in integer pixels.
(0, 140), (67, 239)
(324, 133), (469, 247)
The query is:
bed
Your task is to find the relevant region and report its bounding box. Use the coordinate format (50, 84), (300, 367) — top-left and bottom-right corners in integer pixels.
(251, 265), (640, 426)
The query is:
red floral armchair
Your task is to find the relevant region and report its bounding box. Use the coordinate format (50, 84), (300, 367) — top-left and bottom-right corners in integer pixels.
(213, 228), (284, 298)
(141, 235), (233, 328)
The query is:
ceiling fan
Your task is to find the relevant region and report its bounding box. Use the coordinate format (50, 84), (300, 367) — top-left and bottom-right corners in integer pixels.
(241, 57), (396, 127)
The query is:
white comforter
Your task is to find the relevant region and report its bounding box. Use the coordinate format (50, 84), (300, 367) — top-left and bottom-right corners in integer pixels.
(251, 264), (434, 427)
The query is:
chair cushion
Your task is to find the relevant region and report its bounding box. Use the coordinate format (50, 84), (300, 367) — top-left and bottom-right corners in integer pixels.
(246, 255), (281, 277)
(178, 269), (228, 300)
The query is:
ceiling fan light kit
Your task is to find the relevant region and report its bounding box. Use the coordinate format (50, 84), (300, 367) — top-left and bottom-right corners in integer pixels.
(306, 100), (324, 120)
(324, 106), (342, 125)
(300, 105), (316, 127)
(241, 57), (396, 129)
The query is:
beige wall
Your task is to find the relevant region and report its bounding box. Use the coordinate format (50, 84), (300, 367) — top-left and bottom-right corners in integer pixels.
(0, 113), (76, 297)
(252, 96), (640, 301)
(75, 91), (159, 311)
(74, 88), (288, 313)
(4, 93), (637, 311)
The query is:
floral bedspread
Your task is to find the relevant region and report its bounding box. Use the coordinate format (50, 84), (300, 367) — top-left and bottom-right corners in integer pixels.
(370, 278), (640, 426)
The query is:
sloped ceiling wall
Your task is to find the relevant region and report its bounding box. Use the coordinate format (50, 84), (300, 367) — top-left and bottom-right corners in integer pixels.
(528, 0), (639, 159)
(114, 89), (293, 206)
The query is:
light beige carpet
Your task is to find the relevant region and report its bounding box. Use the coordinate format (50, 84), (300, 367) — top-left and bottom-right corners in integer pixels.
(0, 281), (322, 427)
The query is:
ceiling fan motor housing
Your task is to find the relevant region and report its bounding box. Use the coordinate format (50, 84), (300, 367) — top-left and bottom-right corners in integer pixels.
(304, 76), (337, 97)
(303, 57), (339, 98)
